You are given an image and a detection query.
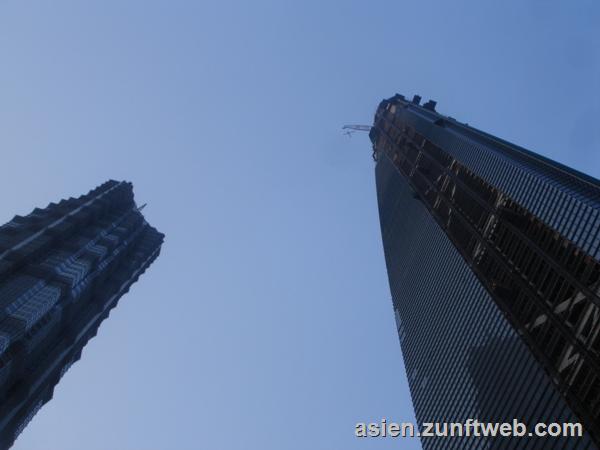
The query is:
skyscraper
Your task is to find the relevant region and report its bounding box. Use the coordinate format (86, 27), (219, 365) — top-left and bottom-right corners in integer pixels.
(0, 180), (163, 449)
(371, 94), (600, 449)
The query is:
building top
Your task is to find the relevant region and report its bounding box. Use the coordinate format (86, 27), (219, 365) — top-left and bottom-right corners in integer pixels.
(373, 93), (600, 201)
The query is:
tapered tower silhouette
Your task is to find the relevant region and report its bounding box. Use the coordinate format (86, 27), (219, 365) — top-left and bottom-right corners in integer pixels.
(0, 181), (163, 449)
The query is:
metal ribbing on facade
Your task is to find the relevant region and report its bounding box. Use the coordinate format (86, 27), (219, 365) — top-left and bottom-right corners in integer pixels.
(376, 155), (595, 449)
(373, 95), (600, 449)
(386, 102), (600, 257)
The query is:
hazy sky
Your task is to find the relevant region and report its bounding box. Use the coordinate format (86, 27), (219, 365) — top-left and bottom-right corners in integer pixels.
(1, 1), (599, 449)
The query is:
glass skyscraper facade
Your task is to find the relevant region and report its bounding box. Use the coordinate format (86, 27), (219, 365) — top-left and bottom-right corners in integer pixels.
(0, 181), (163, 449)
(372, 94), (600, 449)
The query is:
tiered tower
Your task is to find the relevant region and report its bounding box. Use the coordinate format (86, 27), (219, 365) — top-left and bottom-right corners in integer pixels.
(0, 181), (163, 449)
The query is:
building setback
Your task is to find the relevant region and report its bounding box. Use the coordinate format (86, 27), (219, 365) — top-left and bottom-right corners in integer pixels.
(371, 94), (600, 449)
(0, 181), (163, 449)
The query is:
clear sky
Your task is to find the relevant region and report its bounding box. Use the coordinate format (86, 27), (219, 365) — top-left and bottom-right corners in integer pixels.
(1, 1), (598, 449)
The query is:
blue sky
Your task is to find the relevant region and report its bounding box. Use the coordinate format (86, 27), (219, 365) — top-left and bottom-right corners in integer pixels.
(1, 1), (598, 449)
